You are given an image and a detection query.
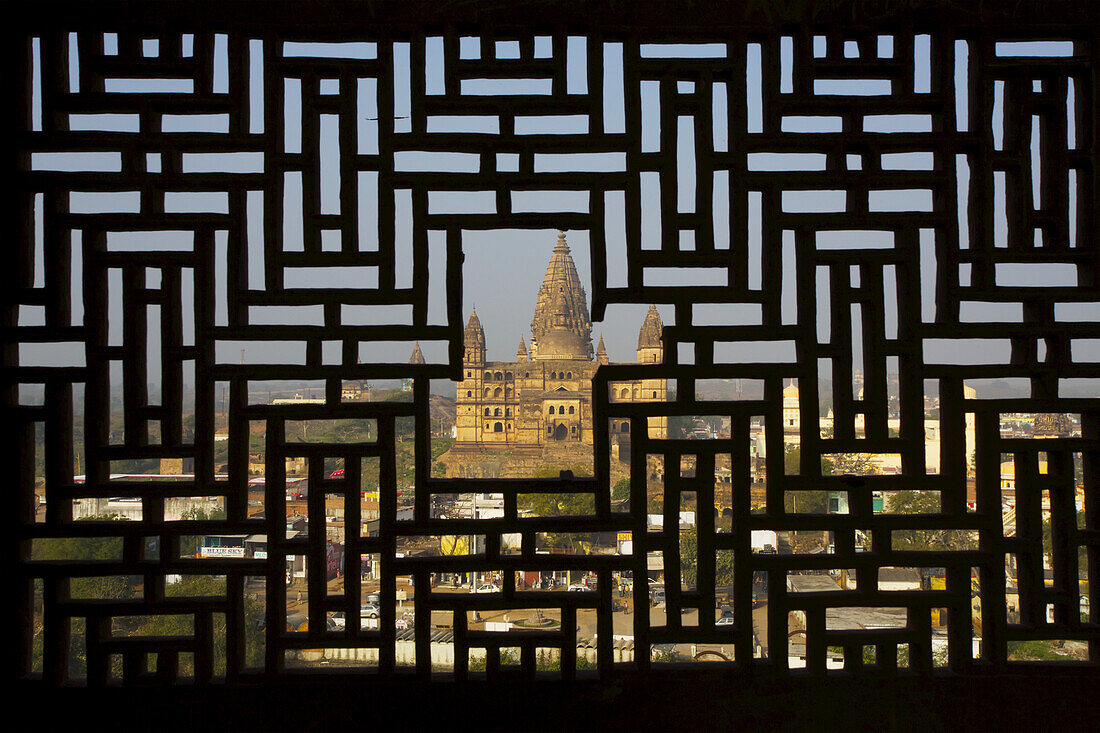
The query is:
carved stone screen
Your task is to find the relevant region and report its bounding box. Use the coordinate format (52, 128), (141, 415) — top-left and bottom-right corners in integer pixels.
(11, 1), (1099, 694)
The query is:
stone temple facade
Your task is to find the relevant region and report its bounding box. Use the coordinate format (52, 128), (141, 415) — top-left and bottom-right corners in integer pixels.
(454, 232), (666, 448)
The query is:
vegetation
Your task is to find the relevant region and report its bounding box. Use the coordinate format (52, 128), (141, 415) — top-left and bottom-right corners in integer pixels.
(783, 444), (839, 477)
(1041, 510), (1088, 569)
(888, 491), (978, 551)
(468, 649), (595, 672)
(31, 521), (263, 679)
(518, 466), (597, 518)
(519, 492), (595, 517)
(679, 526), (736, 588)
(611, 478), (630, 503)
(1007, 639), (1083, 661)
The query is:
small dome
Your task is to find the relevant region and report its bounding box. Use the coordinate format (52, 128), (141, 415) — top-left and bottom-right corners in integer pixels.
(535, 329), (590, 360)
(783, 382), (799, 398)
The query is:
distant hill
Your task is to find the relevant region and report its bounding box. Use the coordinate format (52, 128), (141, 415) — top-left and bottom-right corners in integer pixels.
(429, 394), (456, 433)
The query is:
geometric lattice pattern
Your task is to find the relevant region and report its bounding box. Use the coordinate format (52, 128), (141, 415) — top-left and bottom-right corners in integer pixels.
(11, 7), (1098, 687)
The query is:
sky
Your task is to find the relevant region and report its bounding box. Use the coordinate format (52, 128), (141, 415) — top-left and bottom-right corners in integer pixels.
(17, 33), (1097, 391)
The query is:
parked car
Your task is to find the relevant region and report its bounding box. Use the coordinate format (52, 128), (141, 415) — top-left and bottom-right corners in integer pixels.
(567, 584), (591, 592)
(361, 602), (380, 618)
(330, 612), (346, 629)
(473, 583), (500, 593)
(651, 588), (666, 605)
(716, 614), (735, 627)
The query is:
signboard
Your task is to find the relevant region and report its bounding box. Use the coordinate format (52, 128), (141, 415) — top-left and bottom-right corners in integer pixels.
(200, 546), (245, 558)
(325, 542), (344, 580)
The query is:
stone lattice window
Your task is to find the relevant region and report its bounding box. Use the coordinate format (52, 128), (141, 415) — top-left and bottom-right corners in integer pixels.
(10, 1), (1100, 727)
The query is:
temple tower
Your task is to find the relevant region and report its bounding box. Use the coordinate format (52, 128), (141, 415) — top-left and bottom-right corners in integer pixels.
(636, 304), (667, 438)
(529, 231), (593, 361)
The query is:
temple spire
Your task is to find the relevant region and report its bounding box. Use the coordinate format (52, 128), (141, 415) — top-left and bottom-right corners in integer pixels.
(463, 308), (486, 364)
(529, 231), (593, 360)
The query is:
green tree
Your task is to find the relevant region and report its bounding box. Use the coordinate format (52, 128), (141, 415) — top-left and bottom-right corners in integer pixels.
(611, 479), (630, 503)
(888, 491), (977, 551)
(135, 574), (265, 676)
(179, 505), (228, 558)
(784, 444), (801, 475)
(680, 526), (698, 587)
(829, 453), (874, 476)
(1041, 510), (1088, 571)
(519, 492), (595, 517)
(784, 490), (828, 514)
(715, 549), (736, 587)
(31, 525), (137, 677)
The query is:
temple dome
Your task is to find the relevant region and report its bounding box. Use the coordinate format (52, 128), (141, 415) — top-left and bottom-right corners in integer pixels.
(535, 329), (591, 360)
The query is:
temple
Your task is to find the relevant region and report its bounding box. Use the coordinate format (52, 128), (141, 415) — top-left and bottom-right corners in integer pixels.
(453, 231), (666, 448)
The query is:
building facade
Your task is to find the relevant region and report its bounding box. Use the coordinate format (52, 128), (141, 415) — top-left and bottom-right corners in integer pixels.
(454, 232), (666, 447)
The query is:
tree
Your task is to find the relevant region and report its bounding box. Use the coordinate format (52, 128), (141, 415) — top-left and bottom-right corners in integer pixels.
(1041, 510), (1088, 571)
(680, 526), (698, 587)
(611, 478), (630, 502)
(784, 443), (836, 477)
(518, 492), (594, 517)
(784, 490), (828, 515)
(888, 491), (977, 551)
(179, 505), (228, 558)
(678, 527), (735, 588)
(784, 444), (800, 475)
(829, 453), (874, 476)
(715, 549), (736, 587)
